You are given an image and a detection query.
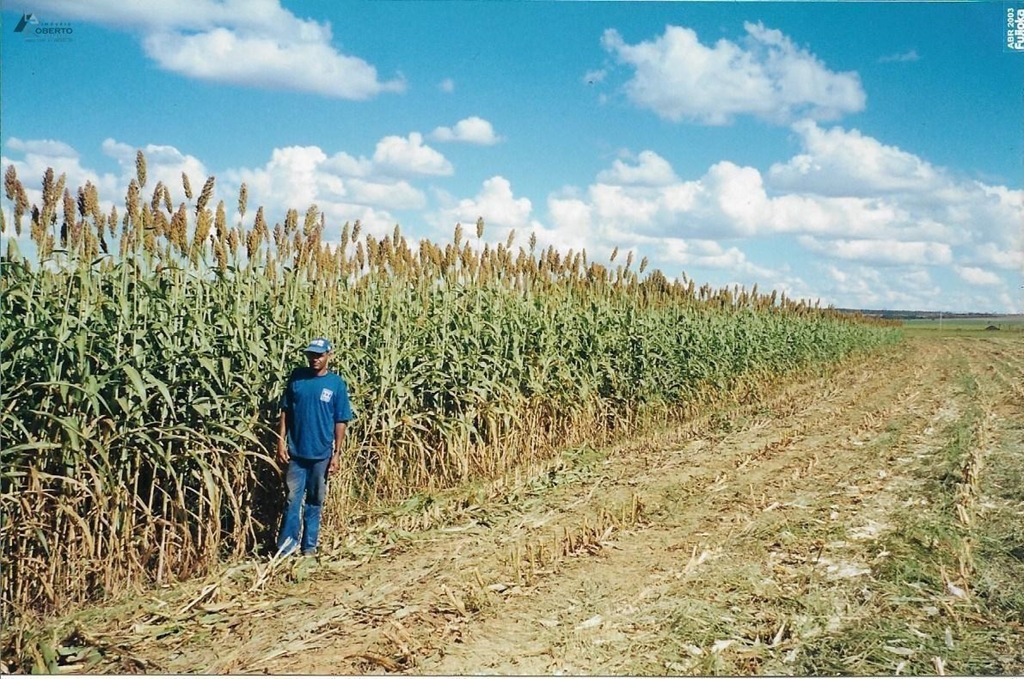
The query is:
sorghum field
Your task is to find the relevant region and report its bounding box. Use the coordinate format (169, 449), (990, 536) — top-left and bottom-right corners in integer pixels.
(2, 156), (1021, 674)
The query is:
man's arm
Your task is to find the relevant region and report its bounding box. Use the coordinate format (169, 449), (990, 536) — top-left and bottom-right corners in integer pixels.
(328, 422), (347, 477)
(276, 410), (289, 465)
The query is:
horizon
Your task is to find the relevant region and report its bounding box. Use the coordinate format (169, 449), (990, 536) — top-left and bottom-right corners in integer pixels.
(2, 1), (1022, 314)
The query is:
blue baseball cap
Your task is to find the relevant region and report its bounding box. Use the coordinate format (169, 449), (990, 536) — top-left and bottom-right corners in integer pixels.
(304, 337), (332, 353)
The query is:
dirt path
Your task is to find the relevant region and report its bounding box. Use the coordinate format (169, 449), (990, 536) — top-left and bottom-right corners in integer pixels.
(43, 335), (1024, 675)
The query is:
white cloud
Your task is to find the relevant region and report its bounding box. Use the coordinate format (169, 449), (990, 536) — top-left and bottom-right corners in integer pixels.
(434, 176), (534, 233)
(101, 138), (209, 198)
(321, 151), (373, 178)
(597, 150), (678, 186)
(601, 22), (865, 125)
(24, 132), (440, 236)
(658, 237), (775, 278)
(768, 120), (1023, 249)
(2, 136), (209, 230)
(346, 179), (425, 211)
(439, 78), (456, 93)
(554, 156), (927, 244)
(223, 157), (403, 239)
(545, 196), (594, 252)
(22, 0), (404, 99)
(820, 263), (943, 310)
(143, 29), (403, 99)
(798, 236), (952, 266)
(769, 120), (943, 196)
(525, 119), (1021, 312)
(430, 117), (502, 145)
(972, 183), (1024, 248)
(228, 145), (330, 214)
(6, 138), (78, 159)
(532, 199), (598, 258)
(879, 50), (920, 64)
(372, 133), (453, 176)
(699, 162), (768, 236)
(2, 137), (112, 229)
(218, 137), (437, 235)
(542, 122), (1020, 284)
(954, 266), (1002, 286)
(588, 183), (664, 232)
(972, 242), (1024, 270)
(320, 204), (398, 239)
(579, 159), (847, 241)
(542, 179), (777, 280)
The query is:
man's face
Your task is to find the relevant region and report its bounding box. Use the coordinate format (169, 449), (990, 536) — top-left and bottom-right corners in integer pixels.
(306, 350), (330, 372)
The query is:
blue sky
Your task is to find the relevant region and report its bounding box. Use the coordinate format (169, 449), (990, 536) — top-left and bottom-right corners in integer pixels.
(2, 0), (1022, 313)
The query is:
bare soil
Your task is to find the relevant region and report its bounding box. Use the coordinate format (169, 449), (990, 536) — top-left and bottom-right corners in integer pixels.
(21, 336), (1024, 675)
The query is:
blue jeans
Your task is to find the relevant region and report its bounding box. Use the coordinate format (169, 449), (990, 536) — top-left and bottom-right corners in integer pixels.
(277, 456), (330, 555)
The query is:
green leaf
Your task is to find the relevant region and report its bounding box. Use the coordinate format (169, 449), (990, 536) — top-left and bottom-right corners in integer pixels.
(122, 364), (148, 402)
(143, 368), (176, 416)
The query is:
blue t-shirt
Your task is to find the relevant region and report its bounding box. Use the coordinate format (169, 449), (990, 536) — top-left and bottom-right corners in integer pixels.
(280, 368), (354, 460)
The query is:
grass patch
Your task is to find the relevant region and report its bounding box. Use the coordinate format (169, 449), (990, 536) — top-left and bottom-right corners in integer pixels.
(972, 421), (1024, 624)
(901, 316), (1024, 338)
(793, 366), (1023, 675)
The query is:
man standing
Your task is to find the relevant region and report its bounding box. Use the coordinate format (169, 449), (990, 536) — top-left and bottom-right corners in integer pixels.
(276, 337), (354, 557)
